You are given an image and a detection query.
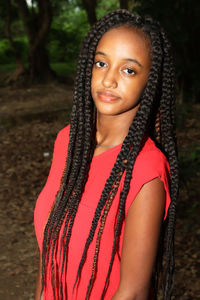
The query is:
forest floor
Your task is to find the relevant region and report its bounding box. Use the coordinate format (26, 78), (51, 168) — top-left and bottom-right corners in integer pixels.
(0, 83), (199, 300)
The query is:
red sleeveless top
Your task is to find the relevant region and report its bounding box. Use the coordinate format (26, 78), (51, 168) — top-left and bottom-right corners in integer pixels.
(34, 125), (171, 299)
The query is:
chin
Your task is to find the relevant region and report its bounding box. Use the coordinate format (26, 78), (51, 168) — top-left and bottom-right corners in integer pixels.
(95, 103), (120, 116)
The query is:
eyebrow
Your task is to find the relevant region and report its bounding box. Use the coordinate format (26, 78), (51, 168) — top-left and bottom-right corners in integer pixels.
(95, 51), (142, 67)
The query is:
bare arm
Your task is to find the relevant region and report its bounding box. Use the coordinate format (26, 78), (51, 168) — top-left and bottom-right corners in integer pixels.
(34, 254), (44, 300)
(112, 177), (166, 300)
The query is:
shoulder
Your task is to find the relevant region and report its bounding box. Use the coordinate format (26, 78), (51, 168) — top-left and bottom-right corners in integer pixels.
(51, 124), (70, 165)
(125, 136), (171, 218)
(56, 124), (70, 142)
(134, 136), (170, 175)
(53, 124), (70, 151)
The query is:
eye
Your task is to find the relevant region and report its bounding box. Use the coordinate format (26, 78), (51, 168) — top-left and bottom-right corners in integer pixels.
(123, 68), (136, 76)
(95, 61), (107, 68)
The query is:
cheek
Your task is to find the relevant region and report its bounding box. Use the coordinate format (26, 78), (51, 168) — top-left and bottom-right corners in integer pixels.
(120, 80), (142, 99)
(129, 73), (149, 95)
(121, 78), (147, 105)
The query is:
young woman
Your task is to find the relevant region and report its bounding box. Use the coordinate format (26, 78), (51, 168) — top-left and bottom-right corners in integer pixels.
(34, 9), (178, 300)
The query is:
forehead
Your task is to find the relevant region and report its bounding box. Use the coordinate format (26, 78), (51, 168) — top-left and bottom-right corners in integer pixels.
(96, 26), (152, 60)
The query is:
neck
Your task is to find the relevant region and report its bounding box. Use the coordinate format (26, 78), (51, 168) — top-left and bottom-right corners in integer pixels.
(96, 108), (138, 145)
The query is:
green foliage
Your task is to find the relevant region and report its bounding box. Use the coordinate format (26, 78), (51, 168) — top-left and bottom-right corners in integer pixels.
(0, 63), (16, 73)
(50, 62), (76, 76)
(48, 39), (66, 63)
(96, 0), (119, 19)
(0, 0), (199, 96)
(0, 37), (28, 64)
(11, 18), (26, 37)
(47, 4), (89, 64)
(0, 0), (28, 65)
(0, 39), (14, 64)
(14, 36), (29, 62)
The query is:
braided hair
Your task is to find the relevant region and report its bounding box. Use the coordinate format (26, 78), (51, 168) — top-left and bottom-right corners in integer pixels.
(41, 9), (178, 300)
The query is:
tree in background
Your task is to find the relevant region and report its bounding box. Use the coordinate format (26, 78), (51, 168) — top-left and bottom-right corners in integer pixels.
(119, 0), (129, 9)
(82, 0), (129, 25)
(0, 0), (199, 103)
(89, 0), (200, 103)
(82, 0), (97, 25)
(0, 0), (54, 83)
(0, 0), (132, 83)
(16, 0), (54, 82)
(134, 0), (200, 103)
(4, 0), (27, 82)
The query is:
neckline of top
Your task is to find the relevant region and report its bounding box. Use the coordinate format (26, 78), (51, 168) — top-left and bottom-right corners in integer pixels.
(93, 142), (123, 159)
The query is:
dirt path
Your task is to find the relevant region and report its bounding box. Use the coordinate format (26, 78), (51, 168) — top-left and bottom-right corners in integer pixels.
(0, 84), (73, 300)
(0, 84), (199, 299)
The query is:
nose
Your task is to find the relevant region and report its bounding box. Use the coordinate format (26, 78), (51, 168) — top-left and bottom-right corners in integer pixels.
(102, 68), (118, 89)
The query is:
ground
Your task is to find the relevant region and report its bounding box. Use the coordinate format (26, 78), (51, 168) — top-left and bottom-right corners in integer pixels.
(0, 83), (199, 299)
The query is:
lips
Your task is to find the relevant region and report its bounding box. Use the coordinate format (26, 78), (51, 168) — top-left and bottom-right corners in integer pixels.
(97, 90), (121, 103)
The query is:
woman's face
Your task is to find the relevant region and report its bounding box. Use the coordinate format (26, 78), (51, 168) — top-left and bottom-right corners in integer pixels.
(91, 26), (152, 118)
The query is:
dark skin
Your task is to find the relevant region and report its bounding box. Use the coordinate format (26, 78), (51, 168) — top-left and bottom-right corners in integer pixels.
(91, 26), (152, 155)
(111, 178), (165, 300)
(35, 27), (165, 300)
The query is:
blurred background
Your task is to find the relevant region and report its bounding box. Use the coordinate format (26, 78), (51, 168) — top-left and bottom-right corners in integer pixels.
(0, 0), (199, 299)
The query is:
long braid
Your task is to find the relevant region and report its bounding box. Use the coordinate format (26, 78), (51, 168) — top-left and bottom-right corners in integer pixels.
(158, 29), (178, 299)
(73, 23), (163, 298)
(41, 9), (178, 300)
(41, 18), (97, 295)
(85, 171), (123, 299)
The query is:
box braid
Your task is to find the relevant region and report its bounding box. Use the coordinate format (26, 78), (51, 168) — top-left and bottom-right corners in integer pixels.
(41, 9), (178, 300)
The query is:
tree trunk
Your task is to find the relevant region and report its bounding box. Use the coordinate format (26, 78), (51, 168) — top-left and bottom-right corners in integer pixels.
(15, 0), (54, 82)
(119, 0), (129, 9)
(29, 42), (55, 82)
(82, 0), (97, 26)
(5, 0), (27, 83)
